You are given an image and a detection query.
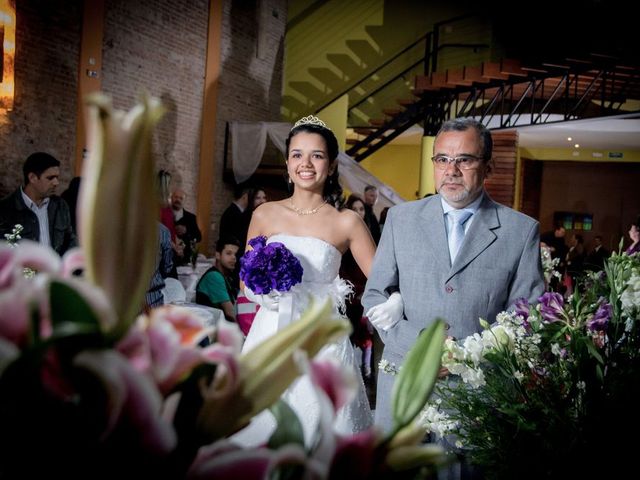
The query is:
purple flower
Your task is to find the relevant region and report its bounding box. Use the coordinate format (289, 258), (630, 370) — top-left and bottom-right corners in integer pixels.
(537, 292), (565, 323)
(239, 236), (303, 295)
(514, 297), (531, 325)
(587, 300), (612, 332)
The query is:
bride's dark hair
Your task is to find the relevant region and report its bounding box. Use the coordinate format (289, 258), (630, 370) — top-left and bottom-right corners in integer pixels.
(285, 122), (343, 206)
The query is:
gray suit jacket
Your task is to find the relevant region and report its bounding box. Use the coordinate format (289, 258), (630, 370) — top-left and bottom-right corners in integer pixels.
(362, 192), (544, 432)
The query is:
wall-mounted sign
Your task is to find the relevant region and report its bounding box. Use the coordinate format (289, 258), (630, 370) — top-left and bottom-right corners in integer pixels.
(608, 152), (624, 159)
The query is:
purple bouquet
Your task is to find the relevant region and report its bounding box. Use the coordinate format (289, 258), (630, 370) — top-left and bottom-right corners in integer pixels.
(240, 236), (303, 294)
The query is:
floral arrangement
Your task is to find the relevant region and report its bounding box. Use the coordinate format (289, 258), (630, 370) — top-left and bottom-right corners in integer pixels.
(0, 94), (450, 479)
(240, 235), (304, 295)
(4, 223), (23, 245)
(411, 250), (640, 479)
(540, 244), (561, 287)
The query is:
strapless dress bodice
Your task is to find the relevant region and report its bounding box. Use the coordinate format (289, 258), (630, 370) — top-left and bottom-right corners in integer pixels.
(267, 234), (342, 284)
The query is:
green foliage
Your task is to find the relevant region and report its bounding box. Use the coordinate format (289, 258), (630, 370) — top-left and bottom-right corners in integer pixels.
(435, 253), (640, 479)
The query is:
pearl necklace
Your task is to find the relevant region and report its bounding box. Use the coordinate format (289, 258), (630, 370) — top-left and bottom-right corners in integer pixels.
(289, 198), (327, 216)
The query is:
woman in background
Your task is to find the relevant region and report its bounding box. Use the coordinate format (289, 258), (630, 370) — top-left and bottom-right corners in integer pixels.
(625, 217), (640, 255)
(339, 194), (374, 379)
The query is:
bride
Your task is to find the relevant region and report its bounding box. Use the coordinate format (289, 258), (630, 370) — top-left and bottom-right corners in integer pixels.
(232, 116), (376, 447)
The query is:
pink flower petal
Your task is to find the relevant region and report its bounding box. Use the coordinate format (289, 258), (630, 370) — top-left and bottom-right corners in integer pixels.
(330, 429), (378, 478)
(309, 357), (357, 412)
(74, 349), (176, 454)
(187, 441), (307, 480)
(0, 247), (15, 288)
(60, 248), (85, 277)
(13, 240), (61, 274)
(215, 318), (244, 353)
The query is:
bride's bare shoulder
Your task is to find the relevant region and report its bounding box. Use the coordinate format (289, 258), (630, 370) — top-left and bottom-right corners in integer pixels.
(252, 200), (289, 220)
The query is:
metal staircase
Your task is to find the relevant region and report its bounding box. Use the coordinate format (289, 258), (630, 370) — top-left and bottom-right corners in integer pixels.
(346, 55), (640, 161)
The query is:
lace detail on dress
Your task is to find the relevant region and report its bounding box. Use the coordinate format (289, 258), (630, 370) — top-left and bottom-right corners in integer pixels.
(289, 276), (354, 321)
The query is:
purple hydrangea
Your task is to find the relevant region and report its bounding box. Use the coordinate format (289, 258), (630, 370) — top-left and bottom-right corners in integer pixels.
(537, 292), (565, 323)
(587, 300), (612, 332)
(239, 235), (304, 295)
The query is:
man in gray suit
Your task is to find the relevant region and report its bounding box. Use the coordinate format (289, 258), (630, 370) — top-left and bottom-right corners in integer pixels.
(362, 118), (544, 433)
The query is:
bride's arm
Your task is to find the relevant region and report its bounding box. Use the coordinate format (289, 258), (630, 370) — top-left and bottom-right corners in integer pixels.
(343, 210), (376, 277)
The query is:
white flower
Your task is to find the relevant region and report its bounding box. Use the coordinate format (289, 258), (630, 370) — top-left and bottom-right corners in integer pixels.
(417, 404), (458, 437)
(379, 359), (400, 375)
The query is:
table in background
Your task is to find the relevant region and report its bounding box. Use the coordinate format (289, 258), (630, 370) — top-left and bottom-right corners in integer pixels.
(177, 259), (214, 302)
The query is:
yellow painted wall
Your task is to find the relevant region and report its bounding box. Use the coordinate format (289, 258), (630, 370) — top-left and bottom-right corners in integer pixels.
(319, 95), (348, 150)
(360, 144), (421, 200)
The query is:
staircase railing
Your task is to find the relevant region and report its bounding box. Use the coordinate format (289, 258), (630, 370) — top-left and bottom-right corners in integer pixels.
(313, 12), (486, 121)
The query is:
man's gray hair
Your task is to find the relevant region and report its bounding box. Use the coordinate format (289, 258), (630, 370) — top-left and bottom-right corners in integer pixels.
(436, 118), (493, 161)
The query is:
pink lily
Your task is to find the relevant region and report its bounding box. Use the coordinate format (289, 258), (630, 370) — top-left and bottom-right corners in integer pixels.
(117, 305), (216, 394)
(187, 440), (308, 480)
(74, 348), (177, 454)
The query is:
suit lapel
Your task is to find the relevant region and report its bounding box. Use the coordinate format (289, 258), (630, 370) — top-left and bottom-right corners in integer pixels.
(418, 196), (450, 273)
(447, 195), (499, 282)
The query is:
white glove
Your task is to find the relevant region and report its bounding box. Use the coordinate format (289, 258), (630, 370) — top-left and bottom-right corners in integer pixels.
(244, 287), (281, 311)
(366, 292), (404, 332)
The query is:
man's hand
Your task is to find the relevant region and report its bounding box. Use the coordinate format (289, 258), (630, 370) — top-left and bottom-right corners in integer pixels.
(366, 292), (403, 332)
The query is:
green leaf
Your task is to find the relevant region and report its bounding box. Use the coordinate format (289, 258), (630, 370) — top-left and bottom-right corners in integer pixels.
(49, 281), (101, 328)
(584, 340), (604, 364)
(391, 319), (445, 434)
(268, 399), (305, 450)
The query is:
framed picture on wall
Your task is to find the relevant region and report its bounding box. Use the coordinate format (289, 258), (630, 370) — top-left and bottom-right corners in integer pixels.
(554, 211), (593, 231)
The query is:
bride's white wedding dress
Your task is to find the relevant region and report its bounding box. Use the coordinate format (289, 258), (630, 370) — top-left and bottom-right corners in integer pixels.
(233, 234), (373, 447)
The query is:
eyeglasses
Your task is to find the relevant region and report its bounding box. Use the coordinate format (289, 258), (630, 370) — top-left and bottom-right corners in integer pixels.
(431, 154), (484, 170)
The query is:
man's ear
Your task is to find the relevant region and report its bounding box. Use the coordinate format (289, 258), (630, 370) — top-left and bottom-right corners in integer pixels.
(27, 172), (37, 184)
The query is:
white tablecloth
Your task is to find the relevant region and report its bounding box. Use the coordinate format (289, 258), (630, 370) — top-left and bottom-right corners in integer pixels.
(177, 260), (214, 302)
(170, 302), (224, 328)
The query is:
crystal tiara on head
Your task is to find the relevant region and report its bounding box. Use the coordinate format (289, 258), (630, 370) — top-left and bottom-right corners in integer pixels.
(292, 115), (331, 131)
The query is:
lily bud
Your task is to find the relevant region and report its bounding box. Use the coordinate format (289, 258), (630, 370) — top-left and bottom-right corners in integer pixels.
(391, 319), (445, 435)
(78, 94), (164, 335)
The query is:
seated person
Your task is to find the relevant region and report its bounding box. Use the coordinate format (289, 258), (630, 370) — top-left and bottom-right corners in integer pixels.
(195, 236), (240, 323)
(145, 222), (174, 310)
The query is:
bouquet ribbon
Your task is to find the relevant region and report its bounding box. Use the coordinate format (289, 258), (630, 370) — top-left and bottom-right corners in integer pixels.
(277, 294), (295, 330)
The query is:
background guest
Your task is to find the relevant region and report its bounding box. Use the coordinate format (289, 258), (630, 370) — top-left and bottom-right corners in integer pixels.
(363, 185), (381, 244)
(565, 233), (585, 293)
(625, 217), (640, 255)
(0, 152), (77, 256)
(171, 188), (202, 266)
(144, 222), (174, 310)
(339, 194), (375, 380)
(196, 236), (240, 323)
(61, 176), (81, 233)
(584, 234), (609, 271)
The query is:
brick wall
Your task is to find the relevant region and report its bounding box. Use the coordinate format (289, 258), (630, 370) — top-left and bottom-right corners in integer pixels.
(0, 0), (287, 257)
(0, 0), (82, 196)
(485, 130), (518, 207)
(101, 0), (209, 214)
(209, 0), (286, 251)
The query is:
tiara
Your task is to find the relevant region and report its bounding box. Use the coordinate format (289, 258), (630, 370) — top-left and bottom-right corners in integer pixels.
(292, 115), (331, 131)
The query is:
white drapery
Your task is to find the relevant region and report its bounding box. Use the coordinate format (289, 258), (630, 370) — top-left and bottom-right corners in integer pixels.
(231, 122), (291, 184)
(230, 121), (406, 210)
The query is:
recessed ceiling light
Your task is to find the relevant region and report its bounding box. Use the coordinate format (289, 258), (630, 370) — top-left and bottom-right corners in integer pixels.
(574, 144), (580, 148)
(567, 137), (572, 141)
